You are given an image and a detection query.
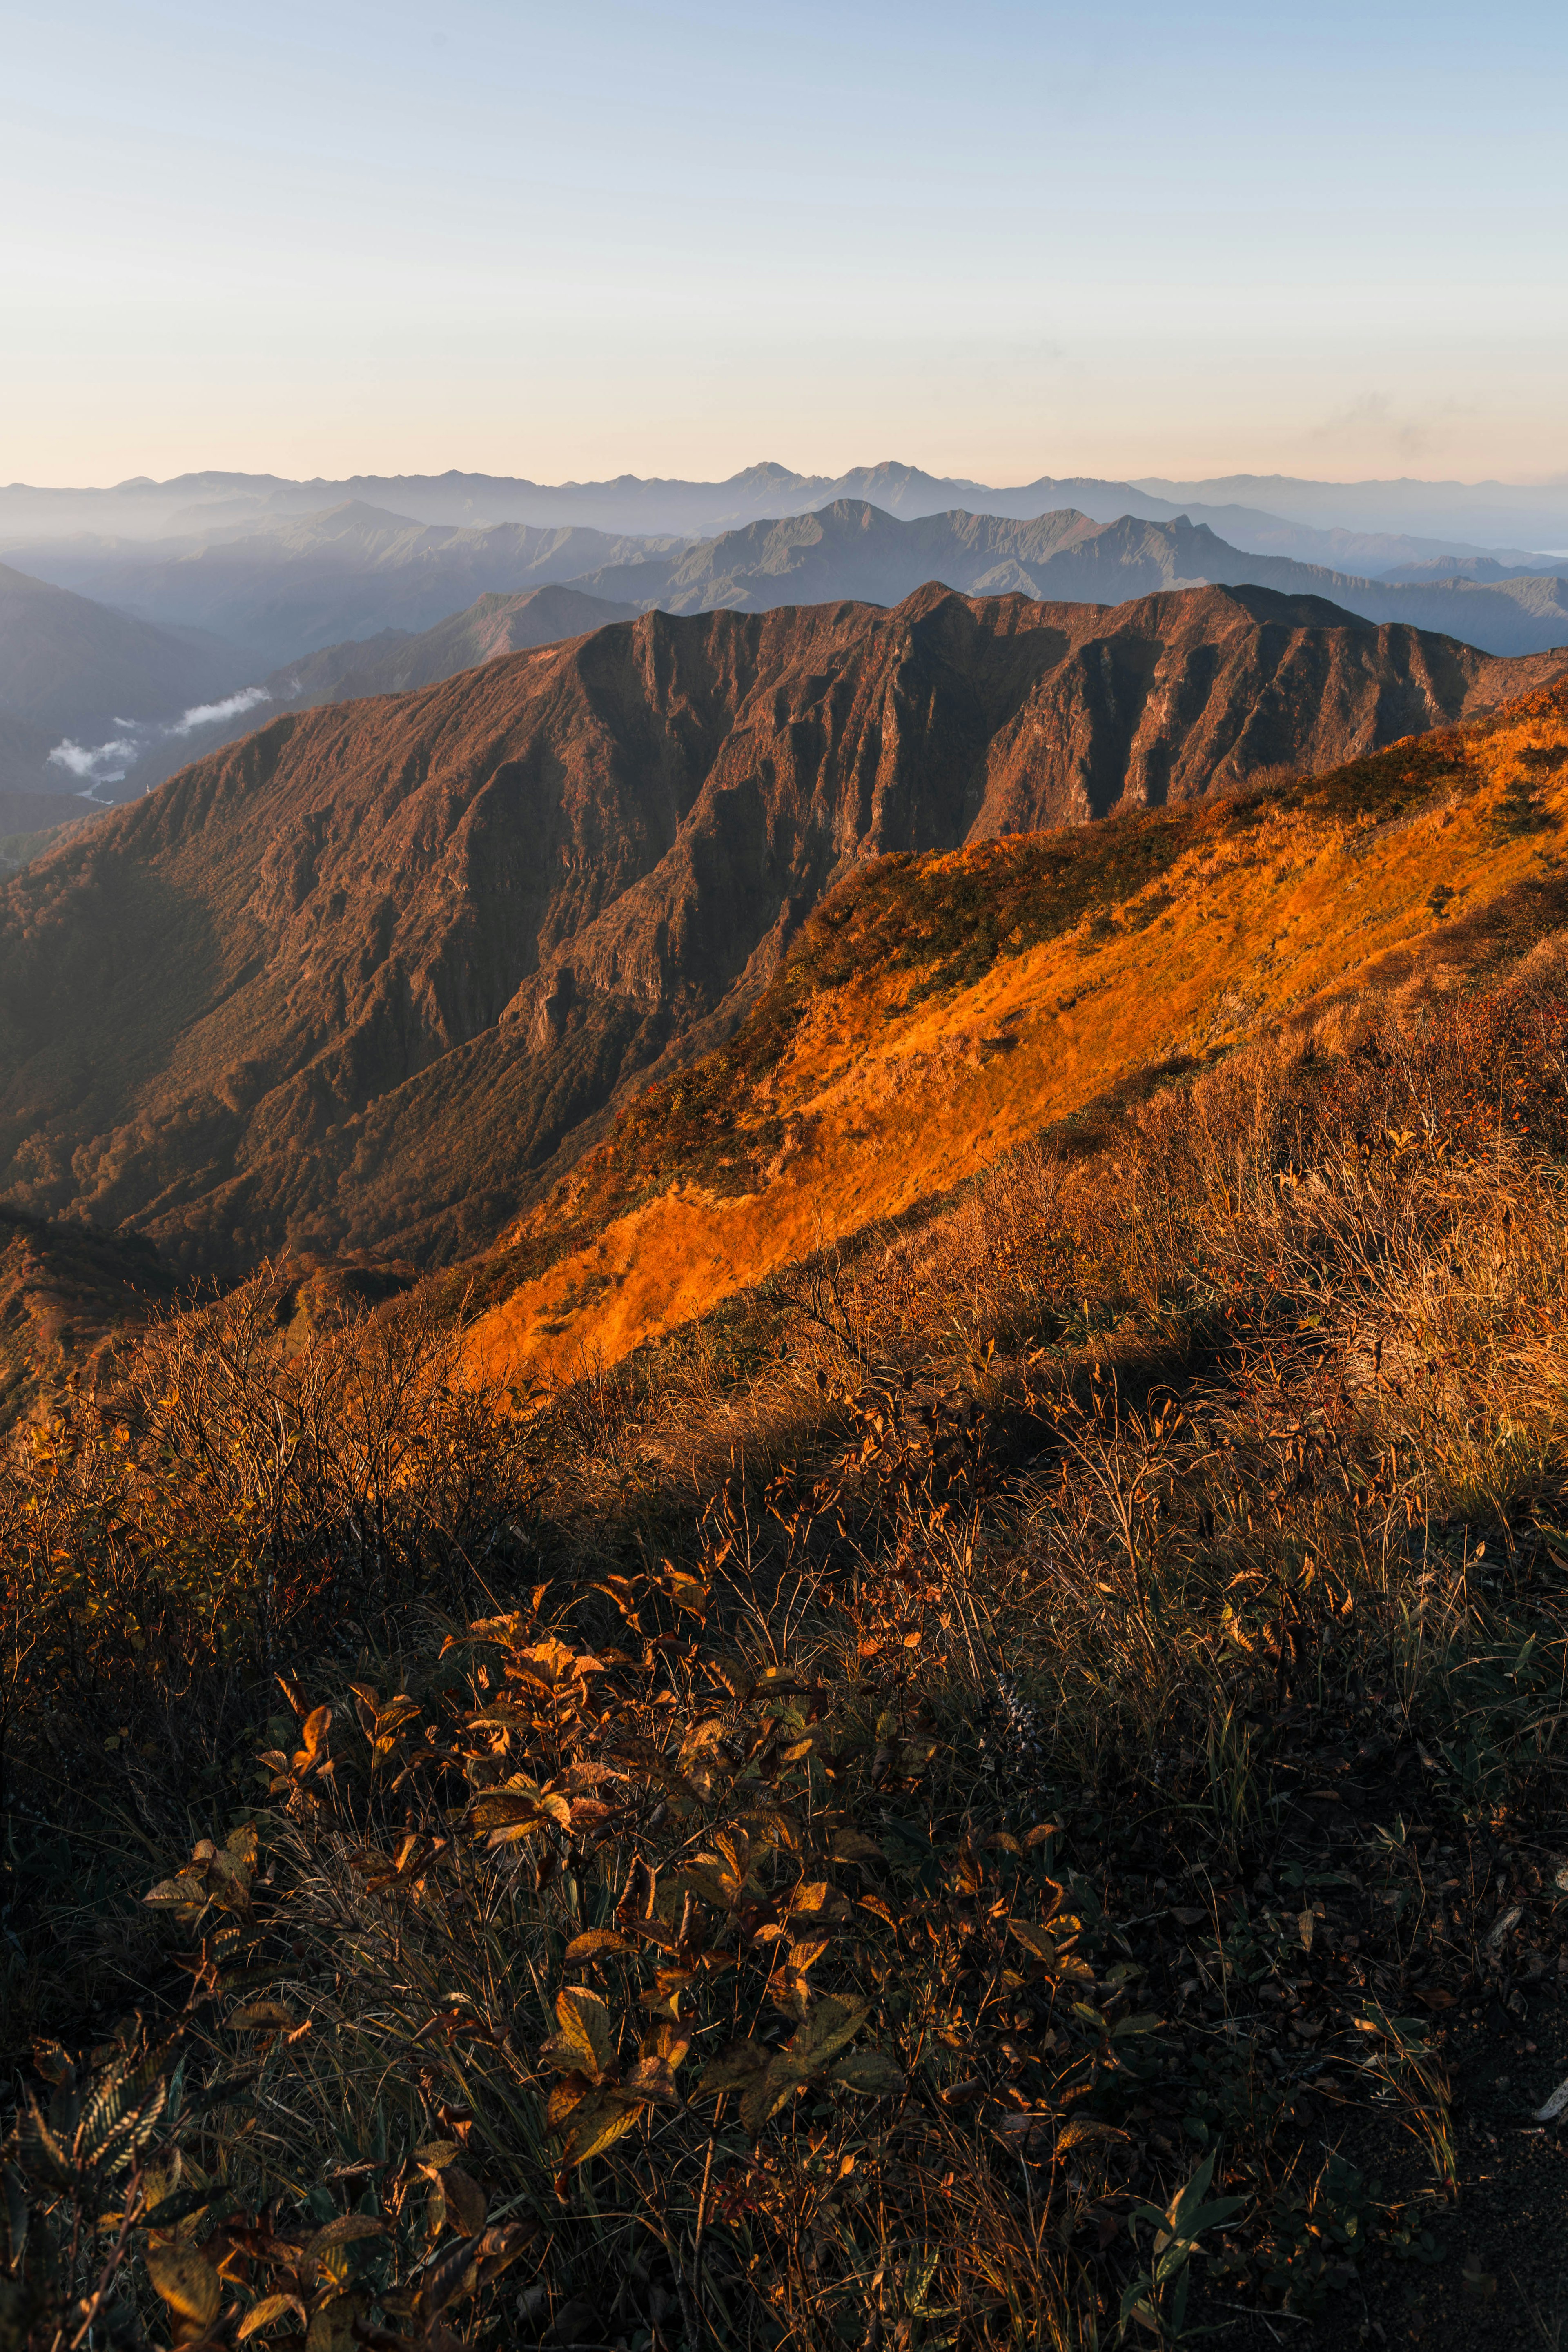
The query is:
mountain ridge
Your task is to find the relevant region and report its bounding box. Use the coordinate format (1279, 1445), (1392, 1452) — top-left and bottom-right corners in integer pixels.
(3, 508), (680, 665)
(557, 502), (1568, 657)
(2, 462), (1555, 570)
(461, 666), (1568, 1394)
(0, 579), (1559, 1276)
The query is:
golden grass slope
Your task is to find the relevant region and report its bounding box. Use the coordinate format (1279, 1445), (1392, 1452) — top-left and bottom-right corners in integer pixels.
(466, 674), (1568, 1395)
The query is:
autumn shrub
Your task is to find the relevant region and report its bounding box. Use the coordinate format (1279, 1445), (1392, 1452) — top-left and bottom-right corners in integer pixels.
(6, 951), (1568, 2350)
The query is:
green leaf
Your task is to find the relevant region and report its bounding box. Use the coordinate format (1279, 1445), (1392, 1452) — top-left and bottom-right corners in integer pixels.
(740, 2059), (810, 2136)
(696, 2039), (771, 2097)
(828, 2049), (906, 2097)
(787, 1995), (868, 2071)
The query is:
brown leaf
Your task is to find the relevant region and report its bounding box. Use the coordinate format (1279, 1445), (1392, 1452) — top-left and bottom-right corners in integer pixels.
(228, 2001), (296, 2033)
(1007, 1921), (1059, 1962)
(830, 1826), (884, 1864)
(237, 2290), (309, 2339)
(437, 2165), (486, 2238)
(303, 2214), (386, 2268)
(145, 2243), (221, 2328)
(304, 2291), (363, 2350)
(622, 2056), (682, 2106)
(563, 1929), (629, 1963)
(561, 2087), (643, 2167)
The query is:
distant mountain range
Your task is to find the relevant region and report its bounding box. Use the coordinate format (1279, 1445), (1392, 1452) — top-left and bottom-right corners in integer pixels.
(1133, 472), (1568, 550)
(9, 501), (1568, 755)
(0, 579), (1557, 1274)
(4, 505), (675, 666)
(557, 502), (1568, 657)
(2, 460), (1561, 568)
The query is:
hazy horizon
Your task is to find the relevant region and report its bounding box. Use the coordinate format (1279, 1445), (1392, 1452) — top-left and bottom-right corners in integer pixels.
(6, 459), (1568, 496)
(6, 0), (1566, 488)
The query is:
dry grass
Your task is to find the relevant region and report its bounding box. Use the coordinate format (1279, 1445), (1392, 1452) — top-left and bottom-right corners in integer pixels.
(6, 946), (1568, 2349)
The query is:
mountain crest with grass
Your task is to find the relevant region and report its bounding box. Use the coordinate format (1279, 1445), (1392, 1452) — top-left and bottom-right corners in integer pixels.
(0, 583), (1556, 1277)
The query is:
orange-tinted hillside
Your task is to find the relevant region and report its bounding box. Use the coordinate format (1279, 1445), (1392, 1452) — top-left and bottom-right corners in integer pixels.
(4, 582), (1550, 1275)
(466, 672), (1568, 1393)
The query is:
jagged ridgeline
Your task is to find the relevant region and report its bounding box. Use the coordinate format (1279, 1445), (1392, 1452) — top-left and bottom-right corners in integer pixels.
(463, 667), (1568, 1390)
(0, 582), (1560, 1281)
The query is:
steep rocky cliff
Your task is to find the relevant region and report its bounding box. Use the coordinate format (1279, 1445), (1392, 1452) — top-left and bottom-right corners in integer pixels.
(0, 583), (1558, 1272)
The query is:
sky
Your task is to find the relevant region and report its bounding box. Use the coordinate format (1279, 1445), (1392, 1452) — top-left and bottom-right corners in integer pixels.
(3, 0), (1567, 489)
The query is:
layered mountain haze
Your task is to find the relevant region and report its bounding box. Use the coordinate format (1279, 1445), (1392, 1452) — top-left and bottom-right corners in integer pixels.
(271, 584), (641, 703)
(562, 501), (1568, 657)
(0, 560), (248, 755)
(0, 710), (64, 797)
(0, 580), (1558, 1276)
(3, 461), (1560, 566)
(7, 503), (679, 665)
(1133, 472), (1568, 549)
(103, 584), (643, 795)
(16, 495), (1568, 668)
(12, 494), (1567, 816)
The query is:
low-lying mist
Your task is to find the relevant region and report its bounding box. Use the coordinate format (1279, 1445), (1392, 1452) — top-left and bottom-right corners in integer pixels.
(47, 682), (273, 792)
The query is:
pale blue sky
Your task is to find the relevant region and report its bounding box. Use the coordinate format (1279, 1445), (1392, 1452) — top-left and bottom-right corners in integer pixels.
(4, 0), (1566, 485)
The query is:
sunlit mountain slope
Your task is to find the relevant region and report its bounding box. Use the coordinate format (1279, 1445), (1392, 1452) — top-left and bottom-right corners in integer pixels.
(466, 672), (1568, 1392)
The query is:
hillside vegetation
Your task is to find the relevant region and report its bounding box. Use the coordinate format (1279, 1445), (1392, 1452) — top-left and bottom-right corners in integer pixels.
(0, 586), (1556, 1281)
(4, 676), (1568, 2349)
(466, 671), (1568, 1393)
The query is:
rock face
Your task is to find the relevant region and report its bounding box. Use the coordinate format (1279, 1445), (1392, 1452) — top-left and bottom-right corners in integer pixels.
(0, 581), (1560, 1274)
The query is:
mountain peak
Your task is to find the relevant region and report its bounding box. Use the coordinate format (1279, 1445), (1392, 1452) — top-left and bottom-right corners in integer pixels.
(1, 581), (1553, 1275)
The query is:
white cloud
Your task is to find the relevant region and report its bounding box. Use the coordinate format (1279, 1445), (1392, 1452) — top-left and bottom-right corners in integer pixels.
(46, 684), (270, 791)
(49, 735), (138, 780)
(168, 685), (271, 734)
